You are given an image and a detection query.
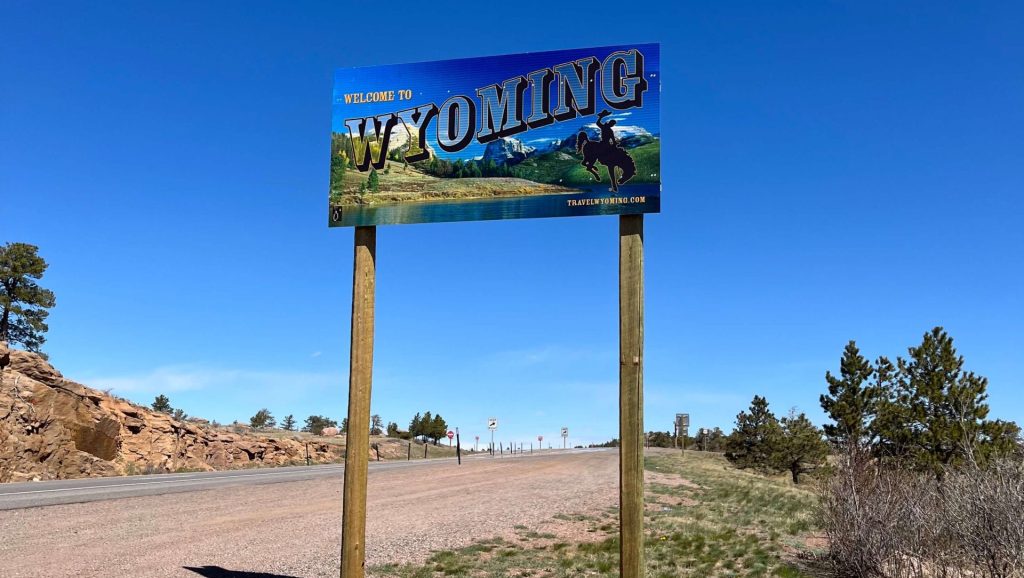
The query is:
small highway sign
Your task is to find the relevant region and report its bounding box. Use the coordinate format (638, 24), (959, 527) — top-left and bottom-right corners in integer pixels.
(560, 427), (569, 437)
(488, 418), (498, 430)
(538, 435), (543, 442)
(447, 430), (454, 440)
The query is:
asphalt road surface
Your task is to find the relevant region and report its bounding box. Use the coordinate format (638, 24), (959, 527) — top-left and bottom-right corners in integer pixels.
(0, 449), (618, 577)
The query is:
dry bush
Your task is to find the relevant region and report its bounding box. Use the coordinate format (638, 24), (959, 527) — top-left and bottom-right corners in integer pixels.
(942, 459), (1024, 578)
(820, 455), (1024, 578)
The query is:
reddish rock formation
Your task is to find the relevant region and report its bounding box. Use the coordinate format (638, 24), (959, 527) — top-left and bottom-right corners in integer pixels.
(0, 347), (345, 482)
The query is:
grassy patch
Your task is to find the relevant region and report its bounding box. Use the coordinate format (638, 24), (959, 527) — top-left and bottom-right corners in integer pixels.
(370, 451), (820, 577)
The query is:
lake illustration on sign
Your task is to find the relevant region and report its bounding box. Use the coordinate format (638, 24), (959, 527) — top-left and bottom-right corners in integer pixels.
(329, 43), (661, 227)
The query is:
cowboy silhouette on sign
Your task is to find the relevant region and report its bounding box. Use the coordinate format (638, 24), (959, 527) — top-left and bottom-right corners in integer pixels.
(576, 109), (637, 193)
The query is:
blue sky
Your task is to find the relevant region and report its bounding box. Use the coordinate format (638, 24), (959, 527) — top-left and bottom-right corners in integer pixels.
(1, 1), (1021, 446)
(331, 43), (660, 161)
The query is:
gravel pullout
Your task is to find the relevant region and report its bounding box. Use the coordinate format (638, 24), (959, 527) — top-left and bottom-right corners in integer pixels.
(0, 449), (618, 577)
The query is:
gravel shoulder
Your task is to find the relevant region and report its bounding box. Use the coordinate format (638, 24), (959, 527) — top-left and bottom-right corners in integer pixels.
(0, 449), (618, 578)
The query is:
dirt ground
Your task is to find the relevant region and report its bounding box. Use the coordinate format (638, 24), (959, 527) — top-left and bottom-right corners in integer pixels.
(0, 449), (618, 578)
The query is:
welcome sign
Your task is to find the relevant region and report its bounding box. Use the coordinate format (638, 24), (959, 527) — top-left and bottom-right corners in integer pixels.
(329, 43), (660, 227)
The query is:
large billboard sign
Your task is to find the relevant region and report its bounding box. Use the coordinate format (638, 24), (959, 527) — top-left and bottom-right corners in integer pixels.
(329, 43), (660, 227)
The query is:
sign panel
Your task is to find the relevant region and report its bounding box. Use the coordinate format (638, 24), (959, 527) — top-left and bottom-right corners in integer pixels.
(329, 44), (661, 227)
(447, 430), (455, 440)
(561, 427), (569, 437)
(675, 413), (689, 428)
(488, 418), (498, 430)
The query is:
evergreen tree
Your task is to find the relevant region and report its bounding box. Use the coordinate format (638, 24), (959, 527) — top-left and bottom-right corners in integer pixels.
(726, 395), (780, 471)
(820, 341), (879, 454)
(386, 421), (399, 437)
(281, 414), (296, 431)
(370, 414), (383, 436)
(0, 242), (56, 354)
(250, 408), (275, 430)
(419, 412), (433, 443)
(772, 411), (829, 484)
(151, 394), (173, 414)
(409, 412), (422, 439)
(341, 417), (349, 433)
(884, 327), (1002, 475)
(430, 414), (447, 444)
(367, 169), (380, 193)
(172, 408), (188, 422)
(303, 415), (337, 435)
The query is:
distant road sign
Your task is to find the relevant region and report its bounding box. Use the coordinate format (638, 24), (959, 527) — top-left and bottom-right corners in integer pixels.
(447, 431), (454, 440)
(488, 418), (498, 430)
(538, 435), (543, 442)
(675, 413), (689, 428)
(560, 427), (569, 437)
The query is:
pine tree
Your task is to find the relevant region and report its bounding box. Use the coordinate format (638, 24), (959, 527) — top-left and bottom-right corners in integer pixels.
(282, 414), (296, 431)
(370, 414), (383, 436)
(0, 242), (56, 354)
(340, 417), (349, 433)
(367, 169), (380, 193)
(250, 408), (275, 430)
(151, 394), (173, 414)
(726, 395), (780, 471)
(386, 421), (399, 437)
(419, 412), (433, 443)
(820, 341), (879, 454)
(885, 327), (1001, 476)
(409, 412), (422, 439)
(772, 411), (829, 484)
(303, 415), (337, 435)
(431, 414), (447, 445)
(172, 408), (188, 422)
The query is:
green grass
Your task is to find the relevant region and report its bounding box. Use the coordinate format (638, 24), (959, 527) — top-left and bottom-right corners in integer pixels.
(370, 451), (823, 577)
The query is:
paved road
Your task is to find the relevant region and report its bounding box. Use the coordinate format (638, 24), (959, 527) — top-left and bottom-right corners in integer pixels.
(0, 449), (595, 510)
(0, 449), (618, 578)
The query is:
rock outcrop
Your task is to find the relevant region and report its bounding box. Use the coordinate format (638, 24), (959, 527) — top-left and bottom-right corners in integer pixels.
(0, 349), (344, 482)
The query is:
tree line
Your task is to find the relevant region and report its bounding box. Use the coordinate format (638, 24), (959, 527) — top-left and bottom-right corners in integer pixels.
(722, 327), (1021, 483)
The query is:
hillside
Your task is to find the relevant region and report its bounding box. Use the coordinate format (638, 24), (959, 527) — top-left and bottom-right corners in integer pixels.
(514, 140), (661, 186)
(0, 343), (354, 482)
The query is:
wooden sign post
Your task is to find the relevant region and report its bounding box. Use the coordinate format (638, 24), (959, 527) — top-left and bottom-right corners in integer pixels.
(340, 226), (376, 578)
(619, 214), (645, 577)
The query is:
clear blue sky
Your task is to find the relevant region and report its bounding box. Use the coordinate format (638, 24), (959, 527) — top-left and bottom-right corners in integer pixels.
(2, 1), (1021, 446)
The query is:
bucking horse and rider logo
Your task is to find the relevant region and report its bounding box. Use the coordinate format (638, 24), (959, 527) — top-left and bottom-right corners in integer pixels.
(575, 109), (638, 193)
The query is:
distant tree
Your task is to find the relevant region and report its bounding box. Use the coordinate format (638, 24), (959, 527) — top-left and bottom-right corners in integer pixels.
(330, 151), (347, 189)
(418, 412), (433, 443)
(172, 408), (188, 422)
(250, 408), (275, 430)
(726, 395), (780, 471)
(370, 414), (384, 436)
(367, 169), (380, 193)
(430, 414), (448, 445)
(340, 417), (349, 433)
(820, 341), (880, 455)
(281, 414), (296, 431)
(409, 413), (422, 439)
(772, 410), (829, 484)
(386, 421), (399, 437)
(303, 415), (337, 436)
(151, 395), (173, 414)
(0, 242), (56, 354)
(645, 430), (675, 448)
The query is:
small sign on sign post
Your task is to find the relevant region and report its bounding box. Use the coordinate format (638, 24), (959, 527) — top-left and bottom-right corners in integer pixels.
(561, 427), (569, 449)
(447, 430), (454, 446)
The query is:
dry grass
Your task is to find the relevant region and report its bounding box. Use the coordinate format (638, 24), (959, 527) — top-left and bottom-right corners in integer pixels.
(370, 450), (824, 577)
